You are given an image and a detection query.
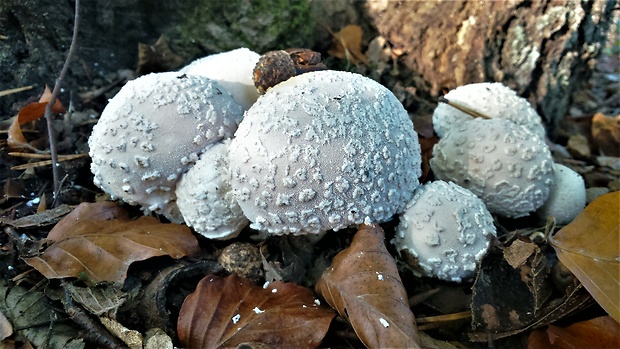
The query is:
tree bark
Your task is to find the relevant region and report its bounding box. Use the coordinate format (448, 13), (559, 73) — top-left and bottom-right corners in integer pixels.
(365, 0), (616, 136)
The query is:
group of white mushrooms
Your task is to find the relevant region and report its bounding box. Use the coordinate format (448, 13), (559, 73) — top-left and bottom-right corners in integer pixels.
(88, 48), (586, 283)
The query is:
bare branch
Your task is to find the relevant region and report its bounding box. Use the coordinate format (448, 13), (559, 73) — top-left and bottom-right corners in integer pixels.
(44, 0), (80, 206)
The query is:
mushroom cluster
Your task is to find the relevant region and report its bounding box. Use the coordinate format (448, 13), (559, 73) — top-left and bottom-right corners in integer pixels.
(393, 181), (496, 282)
(89, 50), (424, 239)
(89, 48), (583, 286)
(229, 70), (423, 235)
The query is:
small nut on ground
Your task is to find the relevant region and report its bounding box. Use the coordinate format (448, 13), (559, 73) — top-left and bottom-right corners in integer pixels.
(218, 242), (264, 282)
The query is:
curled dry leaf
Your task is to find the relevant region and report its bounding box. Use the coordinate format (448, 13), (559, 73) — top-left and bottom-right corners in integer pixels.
(549, 191), (620, 322)
(7, 85), (66, 150)
(315, 224), (420, 349)
(327, 24), (368, 65)
(591, 113), (620, 157)
(23, 201), (200, 285)
(177, 274), (334, 349)
(527, 316), (620, 349)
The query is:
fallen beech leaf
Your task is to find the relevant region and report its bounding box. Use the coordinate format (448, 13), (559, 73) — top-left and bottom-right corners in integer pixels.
(591, 113), (620, 157)
(315, 224), (420, 348)
(527, 316), (620, 349)
(177, 274), (334, 349)
(327, 24), (368, 65)
(23, 201), (199, 285)
(549, 191), (620, 322)
(7, 85), (65, 149)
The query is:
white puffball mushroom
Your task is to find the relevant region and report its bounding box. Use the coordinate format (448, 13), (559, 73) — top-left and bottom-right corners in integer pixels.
(536, 163), (586, 225)
(394, 181), (496, 282)
(230, 70), (422, 235)
(179, 48), (260, 111)
(433, 82), (546, 140)
(88, 72), (244, 221)
(175, 140), (249, 239)
(430, 118), (555, 218)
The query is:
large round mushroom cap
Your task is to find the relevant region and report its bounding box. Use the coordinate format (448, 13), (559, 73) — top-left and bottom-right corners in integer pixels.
(432, 82), (546, 139)
(229, 70), (422, 235)
(394, 181), (496, 282)
(179, 48), (260, 111)
(536, 163), (586, 225)
(176, 140), (249, 239)
(89, 72), (244, 221)
(430, 118), (554, 218)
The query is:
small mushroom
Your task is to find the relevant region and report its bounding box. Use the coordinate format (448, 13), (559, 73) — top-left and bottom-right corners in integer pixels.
(229, 70), (422, 235)
(175, 140), (249, 239)
(393, 181), (496, 282)
(179, 48), (260, 110)
(536, 163), (586, 225)
(88, 72), (244, 221)
(430, 118), (554, 218)
(433, 82), (546, 139)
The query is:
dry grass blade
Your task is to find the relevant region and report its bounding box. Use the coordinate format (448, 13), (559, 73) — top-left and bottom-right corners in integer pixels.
(0, 85), (33, 97)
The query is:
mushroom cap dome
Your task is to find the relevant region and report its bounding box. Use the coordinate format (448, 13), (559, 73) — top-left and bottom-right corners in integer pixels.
(432, 82), (546, 139)
(537, 163), (586, 225)
(229, 70), (422, 235)
(176, 140), (249, 239)
(394, 181), (496, 282)
(179, 48), (260, 111)
(430, 118), (554, 218)
(88, 72), (244, 221)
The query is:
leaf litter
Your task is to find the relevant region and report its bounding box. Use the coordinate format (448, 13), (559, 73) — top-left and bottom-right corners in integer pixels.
(0, 13), (619, 349)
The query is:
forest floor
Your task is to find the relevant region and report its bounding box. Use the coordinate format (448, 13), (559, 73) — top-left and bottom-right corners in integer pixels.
(0, 16), (619, 349)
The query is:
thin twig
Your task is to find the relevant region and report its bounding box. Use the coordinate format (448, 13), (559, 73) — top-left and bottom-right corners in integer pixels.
(44, 0), (80, 206)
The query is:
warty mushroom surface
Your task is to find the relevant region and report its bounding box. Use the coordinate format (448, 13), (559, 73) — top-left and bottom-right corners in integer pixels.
(393, 181), (496, 282)
(175, 140), (249, 239)
(430, 118), (554, 218)
(229, 70), (423, 235)
(88, 72), (244, 222)
(432, 82), (546, 140)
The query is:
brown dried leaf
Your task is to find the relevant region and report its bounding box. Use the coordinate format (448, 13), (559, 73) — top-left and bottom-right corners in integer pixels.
(137, 35), (185, 75)
(177, 274), (334, 349)
(315, 224), (420, 348)
(0, 310), (13, 341)
(23, 201), (199, 285)
(592, 113), (620, 157)
(327, 24), (368, 65)
(8, 85), (65, 150)
(527, 316), (620, 349)
(549, 191), (620, 322)
(470, 240), (552, 339)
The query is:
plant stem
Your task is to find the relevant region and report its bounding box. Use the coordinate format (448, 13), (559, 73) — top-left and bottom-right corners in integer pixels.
(44, 0), (80, 206)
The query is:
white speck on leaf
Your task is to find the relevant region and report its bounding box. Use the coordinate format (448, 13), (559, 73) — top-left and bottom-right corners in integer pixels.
(379, 318), (389, 327)
(232, 314), (241, 324)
